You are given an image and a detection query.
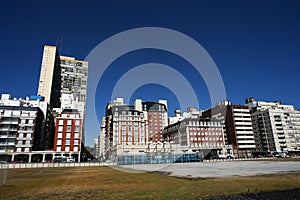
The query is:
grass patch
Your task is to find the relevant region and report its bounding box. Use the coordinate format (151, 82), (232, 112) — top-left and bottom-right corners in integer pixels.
(0, 166), (299, 199)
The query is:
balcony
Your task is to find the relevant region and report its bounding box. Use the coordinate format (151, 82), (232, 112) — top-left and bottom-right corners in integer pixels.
(238, 144), (256, 149)
(0, 142), (15, 146)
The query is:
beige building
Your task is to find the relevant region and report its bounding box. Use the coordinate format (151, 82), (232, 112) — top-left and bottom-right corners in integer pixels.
(37, 46), (61, 109)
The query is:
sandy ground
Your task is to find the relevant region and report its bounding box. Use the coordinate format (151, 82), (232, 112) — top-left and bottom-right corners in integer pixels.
(119, 160), (300, 178)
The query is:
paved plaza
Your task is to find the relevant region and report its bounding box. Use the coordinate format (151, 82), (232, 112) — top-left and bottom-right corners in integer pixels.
(119, 160), (300, 178)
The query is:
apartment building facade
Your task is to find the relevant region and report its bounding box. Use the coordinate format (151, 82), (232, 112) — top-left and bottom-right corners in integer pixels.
(202, 101), (256, 157)
(246, 98), (300, 153)
(37, 45), (88, 145)
(53, 109), (83, 162)
(0, 94), (55, 162)
(60, 56), (88, 121)
(37, 45), (61, 109)
(103, 98), (168, 159)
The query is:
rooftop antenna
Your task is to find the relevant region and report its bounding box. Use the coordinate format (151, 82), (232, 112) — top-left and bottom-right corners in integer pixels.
(55, 34), (64, 53)
(68, 43), (70, 56)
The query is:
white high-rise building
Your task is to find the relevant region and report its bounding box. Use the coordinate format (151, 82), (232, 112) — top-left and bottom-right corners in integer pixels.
(60, 56), (88, 120)
(246, 98), (300, 153)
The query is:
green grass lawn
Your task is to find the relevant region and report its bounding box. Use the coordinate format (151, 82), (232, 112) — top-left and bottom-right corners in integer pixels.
(0, 166), (299, 200)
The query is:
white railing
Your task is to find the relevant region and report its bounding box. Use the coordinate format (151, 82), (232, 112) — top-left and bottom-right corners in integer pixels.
(0, 162), (115, 169)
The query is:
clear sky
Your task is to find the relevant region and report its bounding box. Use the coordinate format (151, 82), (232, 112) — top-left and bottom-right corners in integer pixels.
(0, 0), (299, 146)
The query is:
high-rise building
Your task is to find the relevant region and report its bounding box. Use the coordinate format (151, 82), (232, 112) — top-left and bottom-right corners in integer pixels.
(60, 56), (88, 121)
(37, 46), (61, 109)
(202, 101), (256, 158)
(37, 46), (88, 144)
(246, 98), (300, 153)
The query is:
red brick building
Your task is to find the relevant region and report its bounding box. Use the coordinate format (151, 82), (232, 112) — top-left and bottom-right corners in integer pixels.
(53, 109), (82, 162)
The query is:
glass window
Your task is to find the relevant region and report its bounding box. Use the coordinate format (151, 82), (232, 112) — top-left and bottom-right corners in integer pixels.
(57, 133), (62, 138)
(75, 120), (80, 126)
(75, 126), (80, 132)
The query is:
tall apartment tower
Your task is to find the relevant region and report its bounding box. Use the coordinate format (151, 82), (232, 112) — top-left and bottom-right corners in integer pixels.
(37, 46), (61, 109)
(246, 98), (300, 153)
(60, 56), (88, 121)
(202, 101), (256, 157)
(37, 46), (88, 144)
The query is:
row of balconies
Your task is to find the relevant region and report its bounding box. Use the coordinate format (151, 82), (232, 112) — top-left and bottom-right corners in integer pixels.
(0, 134), (16, 138)
(0, 128), (18, 131)
(0, 142), (15, 146)
(0, 120), (19, 124)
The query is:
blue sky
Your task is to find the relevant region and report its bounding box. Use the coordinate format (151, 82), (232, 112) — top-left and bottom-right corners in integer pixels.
(0, 0), (300, 145)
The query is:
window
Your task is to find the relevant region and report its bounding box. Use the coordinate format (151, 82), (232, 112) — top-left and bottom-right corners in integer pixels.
(74, 140), (79, 145)
(75, 126), (80, 132)
(66, 126), (72, 132)
(67, 120), (72, 125)
(56, 146), (61, 152)
(74, 146), (78, 152)
(74, 133), (79, 139)
(58, 120), (64, 125)
(66, 133), (71, 138)
(57, 133), (62, 139)
(65, 146), (70, 152)
(57, 140), (62, 145)
(66, 140), (70, 145)
(58, 126), (63, 132)
(75, 120), (80, 126)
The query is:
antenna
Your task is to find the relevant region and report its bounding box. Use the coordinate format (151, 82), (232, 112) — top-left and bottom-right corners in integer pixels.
(59, 34), (63, 52)
(55, 34), (63, 53)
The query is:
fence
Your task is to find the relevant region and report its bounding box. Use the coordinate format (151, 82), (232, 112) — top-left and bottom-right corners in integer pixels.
(116, 153), (203, 165)
(0, 162), (114, 169)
